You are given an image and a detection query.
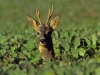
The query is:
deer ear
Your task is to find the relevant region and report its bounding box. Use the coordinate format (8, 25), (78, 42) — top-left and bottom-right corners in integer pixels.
(50, 15), (59, 29)
(27, 15), (38, 31)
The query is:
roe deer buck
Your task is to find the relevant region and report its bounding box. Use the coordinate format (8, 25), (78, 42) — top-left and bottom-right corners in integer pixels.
(27, 6), (59, 60)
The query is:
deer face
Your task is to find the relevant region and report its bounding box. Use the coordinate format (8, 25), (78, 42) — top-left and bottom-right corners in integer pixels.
(36, 25), (52, 46)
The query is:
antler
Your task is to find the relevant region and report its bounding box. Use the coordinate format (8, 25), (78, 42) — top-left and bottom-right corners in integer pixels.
(36, 7), (42, 25)
(45, 5), (53, 25)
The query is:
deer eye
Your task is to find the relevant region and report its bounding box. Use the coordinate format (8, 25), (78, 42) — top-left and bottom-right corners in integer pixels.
(37, 32), (40, 35)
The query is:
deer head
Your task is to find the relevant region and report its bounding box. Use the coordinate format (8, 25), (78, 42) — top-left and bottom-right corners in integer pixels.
(27, 6), (59, 60)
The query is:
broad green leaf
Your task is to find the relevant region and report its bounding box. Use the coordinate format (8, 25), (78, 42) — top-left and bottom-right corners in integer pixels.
(95, 67), (100, 75)
(74, 37), (80, 50)
(71, 48), (79, 58)
(85, 37), (91, 46)
(85, 60), (96, 74)
(92, 34), (97, 46)
(78, 48), (86, 57)
(95, 55), (100, 63)
(3, 59), (9, 65)
(26, 38), (35, 50)
(43, 69), (55, 75)
(97, 36), (100, 44)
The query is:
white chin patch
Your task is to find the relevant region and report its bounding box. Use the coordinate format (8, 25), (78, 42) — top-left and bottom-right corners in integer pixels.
(40, 42), (46, 45)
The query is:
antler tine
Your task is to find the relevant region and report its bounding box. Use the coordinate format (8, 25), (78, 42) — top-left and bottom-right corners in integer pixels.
(49, 5), (53, 16)
(36, 7), (42, 25)
(46, 5), (54, 25)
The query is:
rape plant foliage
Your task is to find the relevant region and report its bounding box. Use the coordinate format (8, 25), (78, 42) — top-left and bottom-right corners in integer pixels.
(0, 23), (100, 75)
(0, 0), (100, 75)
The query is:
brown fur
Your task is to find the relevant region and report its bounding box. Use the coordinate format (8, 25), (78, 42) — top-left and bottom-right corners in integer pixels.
(27, 6), (59, 60)
(39, 45), (55, 60)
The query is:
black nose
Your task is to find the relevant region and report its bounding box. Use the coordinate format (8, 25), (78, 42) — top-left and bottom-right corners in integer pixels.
(40, 39), (45, 43)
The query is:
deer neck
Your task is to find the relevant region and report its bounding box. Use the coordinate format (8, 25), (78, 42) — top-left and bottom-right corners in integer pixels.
(38, 37), (55, 60)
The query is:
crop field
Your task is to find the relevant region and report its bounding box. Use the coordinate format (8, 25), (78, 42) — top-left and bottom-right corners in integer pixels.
(0, 0), (100, 75)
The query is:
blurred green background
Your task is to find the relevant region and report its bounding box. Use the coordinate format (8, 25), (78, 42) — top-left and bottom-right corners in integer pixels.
(0, 0), (100, 32)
